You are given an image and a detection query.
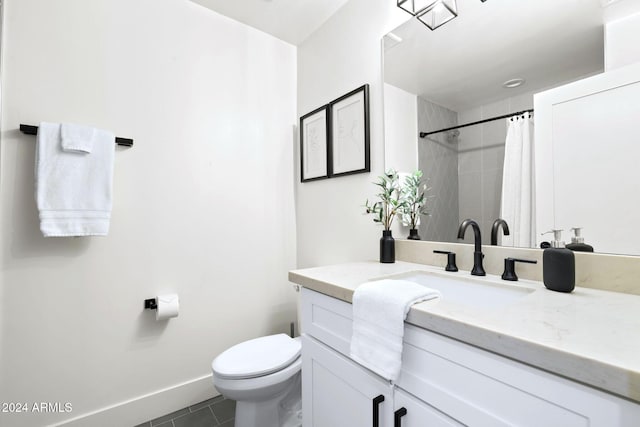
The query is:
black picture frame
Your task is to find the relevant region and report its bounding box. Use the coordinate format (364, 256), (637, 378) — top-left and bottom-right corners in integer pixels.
(299, 105), (330, 182)
(328, 84), (370, 177)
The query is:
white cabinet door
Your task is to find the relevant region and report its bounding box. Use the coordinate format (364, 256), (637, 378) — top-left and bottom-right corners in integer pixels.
(535, 61), (640, 253)
(302, 334), (393, 427)
(393, 388), (463, 427)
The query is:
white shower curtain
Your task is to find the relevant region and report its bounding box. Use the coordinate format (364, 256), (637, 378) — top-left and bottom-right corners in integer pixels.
(500, 115), (535, 247)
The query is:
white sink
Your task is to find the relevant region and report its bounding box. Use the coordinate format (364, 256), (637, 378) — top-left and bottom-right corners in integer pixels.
(381, 271), (535, 309)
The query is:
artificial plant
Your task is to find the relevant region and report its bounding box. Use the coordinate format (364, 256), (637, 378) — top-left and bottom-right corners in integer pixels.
(399, 170), (430, 230)
(364, 169), (404, 230)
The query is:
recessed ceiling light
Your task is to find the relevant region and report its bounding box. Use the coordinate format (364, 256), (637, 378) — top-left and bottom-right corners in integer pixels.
(503, 78), (525, 88)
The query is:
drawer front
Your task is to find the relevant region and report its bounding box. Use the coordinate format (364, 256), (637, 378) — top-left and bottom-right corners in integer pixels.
(394, 388), (463, 427)
(399, 325), (640, 427)
(301, 288), (353, 357)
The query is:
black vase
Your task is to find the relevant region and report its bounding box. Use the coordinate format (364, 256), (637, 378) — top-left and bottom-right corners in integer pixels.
(408, 228), (421, 240)
(380, 230), (395, 263)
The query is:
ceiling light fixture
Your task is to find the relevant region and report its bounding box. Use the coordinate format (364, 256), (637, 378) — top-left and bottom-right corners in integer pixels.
(397, 0), (437, 15)
(397, 0), (458, 31)
(503, 78), (526, 88)
(417, 0), (458, 30)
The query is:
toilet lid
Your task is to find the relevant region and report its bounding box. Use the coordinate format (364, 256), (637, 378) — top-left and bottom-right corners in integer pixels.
(212, 334), (301, 379)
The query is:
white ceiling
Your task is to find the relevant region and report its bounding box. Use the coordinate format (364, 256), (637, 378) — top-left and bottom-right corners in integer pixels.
(190, 0), (350, 45)
(384, 0), (606, 111)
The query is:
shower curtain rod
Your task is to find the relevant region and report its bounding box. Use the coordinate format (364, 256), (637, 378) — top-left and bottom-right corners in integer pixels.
(419, 109), (533, 138)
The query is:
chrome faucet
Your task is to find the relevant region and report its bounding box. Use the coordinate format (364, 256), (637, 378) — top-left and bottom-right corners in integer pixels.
(457, 219), (486, 276)
(491, 219), (510, 246)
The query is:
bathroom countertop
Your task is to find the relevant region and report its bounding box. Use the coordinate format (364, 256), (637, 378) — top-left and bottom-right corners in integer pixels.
(289, 261), (640, 403)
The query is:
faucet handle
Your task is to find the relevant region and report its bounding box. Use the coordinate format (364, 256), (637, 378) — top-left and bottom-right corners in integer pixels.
(502, 258), (538, 281)
(433, 250), (458, 272)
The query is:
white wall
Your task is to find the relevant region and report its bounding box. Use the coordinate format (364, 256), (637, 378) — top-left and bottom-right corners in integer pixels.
(382, 83), (419, 240)
(0, 1), (297, 426)
(383, 83), (418, 173)
(296, 0), (408, 268)
(605, 12), (640, 70)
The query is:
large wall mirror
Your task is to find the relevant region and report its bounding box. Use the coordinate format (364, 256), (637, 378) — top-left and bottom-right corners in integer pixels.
(383, 0), (606, 249)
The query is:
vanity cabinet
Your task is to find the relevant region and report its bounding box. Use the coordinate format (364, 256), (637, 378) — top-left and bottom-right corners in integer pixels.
(301, 334), (393, 427)
(393, 388), (462, 427)
(301, 288), (640, 427)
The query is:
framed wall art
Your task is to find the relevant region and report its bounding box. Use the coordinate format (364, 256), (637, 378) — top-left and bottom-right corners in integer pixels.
(299, 105), (330, 182)
(329, 84), (370, 177)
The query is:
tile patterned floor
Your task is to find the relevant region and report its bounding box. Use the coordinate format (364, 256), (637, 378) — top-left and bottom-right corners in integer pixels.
(135, 396), (235, 427)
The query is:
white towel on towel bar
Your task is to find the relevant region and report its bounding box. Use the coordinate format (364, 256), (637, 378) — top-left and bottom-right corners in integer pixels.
(350, 279), (441, 381)
(61, 123), (95, 153)
(36, 122), (115, 237)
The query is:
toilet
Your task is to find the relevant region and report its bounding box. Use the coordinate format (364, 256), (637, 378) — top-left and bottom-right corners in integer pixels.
(212, 334), (302, 427)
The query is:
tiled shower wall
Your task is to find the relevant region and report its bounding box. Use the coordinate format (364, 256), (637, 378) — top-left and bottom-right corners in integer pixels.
(416, 91), (535, 244)
(416, 97), (459, 243)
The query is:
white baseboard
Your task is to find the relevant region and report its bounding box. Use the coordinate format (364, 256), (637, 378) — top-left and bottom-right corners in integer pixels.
(52, 374), (218, 427)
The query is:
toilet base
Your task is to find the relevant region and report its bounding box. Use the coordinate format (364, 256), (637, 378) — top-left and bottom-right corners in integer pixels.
(234, 372), (302, 427)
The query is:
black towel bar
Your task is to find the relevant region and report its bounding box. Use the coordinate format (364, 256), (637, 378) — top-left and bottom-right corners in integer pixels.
(19, 124), (134, 147)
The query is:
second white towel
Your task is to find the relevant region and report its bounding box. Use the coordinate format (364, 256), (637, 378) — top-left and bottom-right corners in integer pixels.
(36, 122), (115, 237)
(350, 279), (440, 382)
(61, 123), (96, 154)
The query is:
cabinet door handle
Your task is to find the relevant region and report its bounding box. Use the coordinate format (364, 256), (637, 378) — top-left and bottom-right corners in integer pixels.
(394, 407), (407, 427)
(372, 395), (385, 427)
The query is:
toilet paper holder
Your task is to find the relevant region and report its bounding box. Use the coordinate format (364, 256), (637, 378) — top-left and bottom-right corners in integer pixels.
(144, 294), (180, 320)
(144, 298), (157, 310)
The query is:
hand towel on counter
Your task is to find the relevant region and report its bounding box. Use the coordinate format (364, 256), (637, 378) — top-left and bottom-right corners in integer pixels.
(36, 122), (115, 237)
(350, 279), (440, 381)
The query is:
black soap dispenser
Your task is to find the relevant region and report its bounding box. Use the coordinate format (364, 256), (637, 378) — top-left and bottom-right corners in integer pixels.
(541, 230), (575, 293)
(566, 227), (594, 252)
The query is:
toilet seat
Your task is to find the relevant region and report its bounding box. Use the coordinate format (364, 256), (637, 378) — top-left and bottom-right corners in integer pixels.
(212, 334), (301, 380)
(213, 356), (301, 400)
